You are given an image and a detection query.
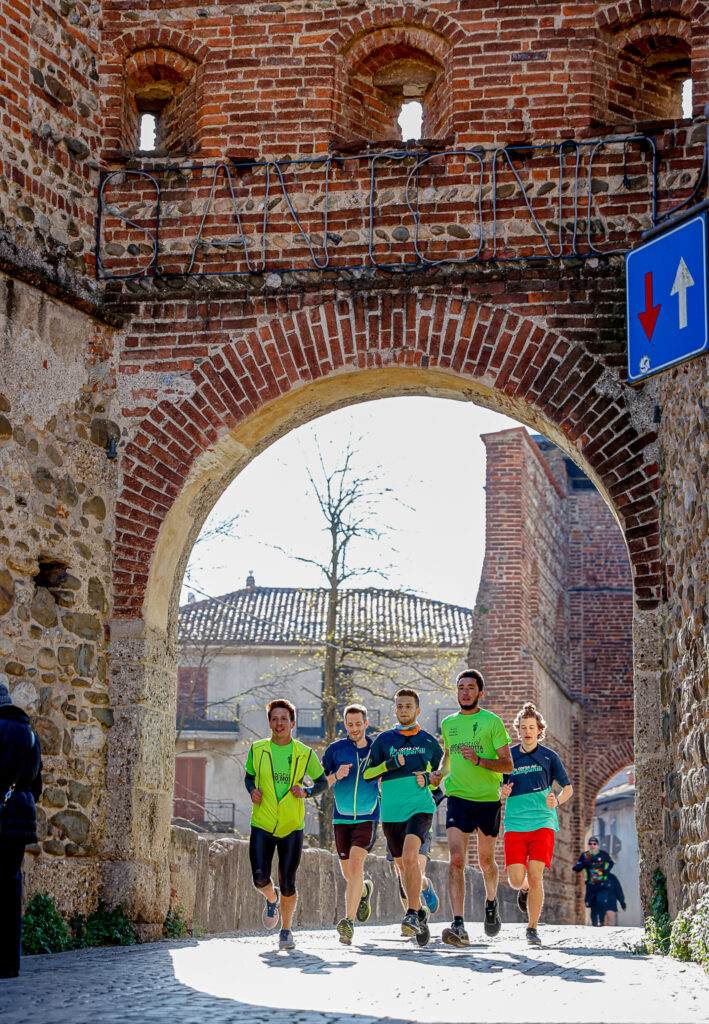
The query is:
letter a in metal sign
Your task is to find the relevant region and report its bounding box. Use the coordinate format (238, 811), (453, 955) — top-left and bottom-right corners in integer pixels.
(626, 213), (708, 383)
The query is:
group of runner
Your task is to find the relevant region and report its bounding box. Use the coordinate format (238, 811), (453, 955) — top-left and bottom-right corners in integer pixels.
(244, 668), (573, 951)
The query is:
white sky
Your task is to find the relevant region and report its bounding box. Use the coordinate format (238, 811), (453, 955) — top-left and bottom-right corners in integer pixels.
(182, 397), (525, 610)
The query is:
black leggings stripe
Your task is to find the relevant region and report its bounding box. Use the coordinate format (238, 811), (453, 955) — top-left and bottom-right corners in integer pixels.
(249, 827), (304, 898)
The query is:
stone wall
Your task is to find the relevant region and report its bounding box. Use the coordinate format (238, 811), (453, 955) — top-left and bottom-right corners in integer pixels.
(659, 359), (709, 915)
(0, 275), (117, 916)
(168, 826), (523, 936)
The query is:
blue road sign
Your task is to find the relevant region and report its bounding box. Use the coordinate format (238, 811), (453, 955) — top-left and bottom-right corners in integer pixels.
(626, 213), (708, 383)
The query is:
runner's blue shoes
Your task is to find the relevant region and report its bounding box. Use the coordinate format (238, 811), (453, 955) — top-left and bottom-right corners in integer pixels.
(421, 879), (439, 915)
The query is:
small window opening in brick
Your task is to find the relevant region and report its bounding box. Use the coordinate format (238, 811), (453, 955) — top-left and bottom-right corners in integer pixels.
(139, 112), (157, 151)
(33, 559), (68, 595)
(682, 78), (692, 118)
(125, 47), (198, 156)
(399, 101), (423, 141)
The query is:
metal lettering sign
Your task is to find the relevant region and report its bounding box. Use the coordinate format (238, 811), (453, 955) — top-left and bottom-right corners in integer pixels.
(626, 213), (708, 383)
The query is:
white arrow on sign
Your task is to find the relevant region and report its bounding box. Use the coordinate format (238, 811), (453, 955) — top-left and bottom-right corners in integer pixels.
(671, 257), (694, 329)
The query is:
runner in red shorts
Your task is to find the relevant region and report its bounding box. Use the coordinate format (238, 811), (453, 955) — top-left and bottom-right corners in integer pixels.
(501, 702), (573, 946)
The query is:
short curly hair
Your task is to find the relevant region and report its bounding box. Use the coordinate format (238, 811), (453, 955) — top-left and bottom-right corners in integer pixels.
(513, 702), (547, 740)
(266, 698), (296, 723)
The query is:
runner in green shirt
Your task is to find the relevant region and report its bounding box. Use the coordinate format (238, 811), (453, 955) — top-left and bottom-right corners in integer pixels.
(243, 698), (327, 950)
(429, 669), (512, 947)
(363, 687), (443, 945)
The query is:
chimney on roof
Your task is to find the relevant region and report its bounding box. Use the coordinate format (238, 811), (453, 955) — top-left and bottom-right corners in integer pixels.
(187, 592), (197, 604)
(246, 570), (255, 589)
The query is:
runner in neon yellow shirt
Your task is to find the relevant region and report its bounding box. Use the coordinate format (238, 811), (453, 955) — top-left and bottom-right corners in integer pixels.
(244, 698), (327, 950)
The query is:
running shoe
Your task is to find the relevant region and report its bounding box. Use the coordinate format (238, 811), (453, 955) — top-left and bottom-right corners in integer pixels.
(517, 888), (529, 917)
(357, 879), (374, 923)
(262, 891), (281, 930)
(415, 908), (430, 947)
(336, 916), (354, 945)
(279, 928), (295, 949)
(441, 922), (470, 947)
(421, 879), (439, 915)
(401, 910), (422, 936)
(526, 926), (542, 947)
(484, 897), (502, 937)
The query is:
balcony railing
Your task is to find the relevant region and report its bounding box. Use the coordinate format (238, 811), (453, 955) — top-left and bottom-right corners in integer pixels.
(203, 800), (236, 831)
(177, 699), (240, 733)
(296, 708), (323, 739)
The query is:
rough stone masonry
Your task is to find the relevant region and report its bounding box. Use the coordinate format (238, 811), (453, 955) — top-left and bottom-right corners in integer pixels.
(0, 0), (708, 938)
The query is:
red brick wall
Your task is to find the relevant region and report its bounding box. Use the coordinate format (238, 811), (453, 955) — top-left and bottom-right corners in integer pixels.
(471, 429), (633, 923)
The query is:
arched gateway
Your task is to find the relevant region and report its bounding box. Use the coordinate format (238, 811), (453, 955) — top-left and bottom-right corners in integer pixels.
(103, 288), (659, 935)
(1, 0), (707, 939)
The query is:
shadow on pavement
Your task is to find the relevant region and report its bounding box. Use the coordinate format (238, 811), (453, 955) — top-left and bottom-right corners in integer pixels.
(550, 945), (648, 961)
(0, 941), (418, 1024)
(354, 942), (603, 982)
(260, 948), (357, 973)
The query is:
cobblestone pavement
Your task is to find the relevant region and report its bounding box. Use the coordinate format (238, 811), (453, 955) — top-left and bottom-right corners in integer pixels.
(1, 925), (706, 1024)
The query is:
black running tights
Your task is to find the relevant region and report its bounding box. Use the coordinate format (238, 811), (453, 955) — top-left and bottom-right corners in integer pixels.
(249, 827), (303, 898)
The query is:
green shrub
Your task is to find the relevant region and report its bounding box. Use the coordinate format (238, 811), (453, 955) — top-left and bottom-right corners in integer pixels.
(22, 893), (70, 955)
(635, 869), (671, 956)
(669, 907), (693, 962)
(69, 901), (136, 948)
(164, 905), (189, 938)
(688, 892), (709, 971)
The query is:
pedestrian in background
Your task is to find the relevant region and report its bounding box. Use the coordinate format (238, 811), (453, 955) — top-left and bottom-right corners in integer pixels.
(0, 678), (42, 978)
(598, 871), (627, 926)
(573, 836), (613, 926)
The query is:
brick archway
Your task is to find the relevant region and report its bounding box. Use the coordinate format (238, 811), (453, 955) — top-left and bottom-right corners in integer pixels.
(106, 289), (660, 932)
(115, 292), (660, 629)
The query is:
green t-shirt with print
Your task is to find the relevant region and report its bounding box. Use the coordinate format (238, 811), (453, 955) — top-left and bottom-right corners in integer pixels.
(441, 708), (511, 802)
(245, 740), (322, 802)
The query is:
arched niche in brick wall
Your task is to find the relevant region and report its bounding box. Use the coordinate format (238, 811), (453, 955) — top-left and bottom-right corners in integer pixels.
(125, 48), (199, 154)
(597, 3), (693, 122)
(333, 24), (453, 143)
(101, 29), (207, 160)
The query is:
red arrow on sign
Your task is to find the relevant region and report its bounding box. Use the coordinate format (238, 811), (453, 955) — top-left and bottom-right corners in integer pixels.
(638, 271), (661, 341)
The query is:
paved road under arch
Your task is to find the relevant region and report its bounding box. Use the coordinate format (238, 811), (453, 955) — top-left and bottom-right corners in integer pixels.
(1, 925), (706, 1024)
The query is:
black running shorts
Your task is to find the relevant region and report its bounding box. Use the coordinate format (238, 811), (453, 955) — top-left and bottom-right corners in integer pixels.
(382, 813), (434, 859)
(386, 826), (432, 861)
(446, 795), (501, 837)
(334, 821), (378, 860)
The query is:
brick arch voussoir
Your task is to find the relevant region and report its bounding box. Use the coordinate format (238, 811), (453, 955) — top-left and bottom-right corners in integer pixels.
(345, 26), (450, 75)
(112, 27), (208, 65)
(583, 740), (636, 828)
(598, 0), (693, 34)
(115, 294), (660, 618)
(328, 6), (464, 57)
(125, 47), (199, 87)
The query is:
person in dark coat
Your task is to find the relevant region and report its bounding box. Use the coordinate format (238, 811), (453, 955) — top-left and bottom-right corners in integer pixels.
(0, 678), (42, 979)
(598, 871), (627, 926)
(573, 836), (613, 926)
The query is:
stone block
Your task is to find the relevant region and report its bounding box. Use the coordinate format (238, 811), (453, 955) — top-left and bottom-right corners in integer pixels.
(23, 855), (101, 920)
(100, 858), (169, 927)
(206, 839), (240, 934)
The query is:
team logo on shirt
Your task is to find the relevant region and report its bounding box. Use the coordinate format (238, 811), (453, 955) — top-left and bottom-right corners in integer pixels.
(388, 745), (428, 758)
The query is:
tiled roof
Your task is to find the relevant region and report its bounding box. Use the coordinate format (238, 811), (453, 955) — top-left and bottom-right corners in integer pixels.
(179, 587), (473, 648)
